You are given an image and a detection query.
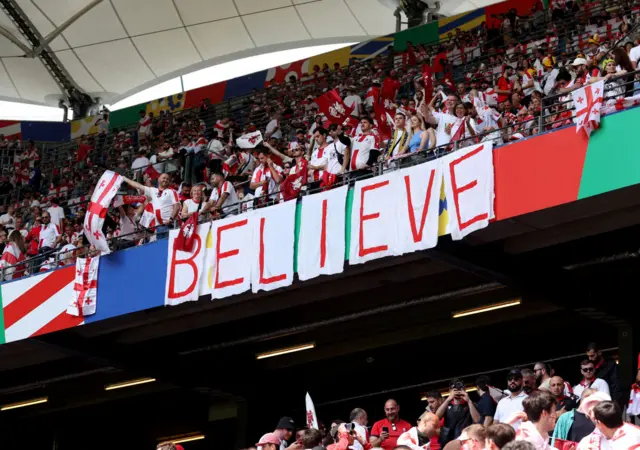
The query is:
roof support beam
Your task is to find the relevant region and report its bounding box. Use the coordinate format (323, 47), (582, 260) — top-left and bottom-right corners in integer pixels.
(31, 0), (103, 57)
(0, 23), (31, 55)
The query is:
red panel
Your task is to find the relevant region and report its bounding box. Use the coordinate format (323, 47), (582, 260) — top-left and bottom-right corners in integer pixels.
(493, 128), (588, 221)
(485, 0), (538, 27)
(183, 81), (227, 109)
(0, 120), (19, 128)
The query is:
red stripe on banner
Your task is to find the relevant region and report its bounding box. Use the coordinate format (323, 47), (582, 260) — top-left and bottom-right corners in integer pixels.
(320, 199), (328, 268)
(95, 172), (120, 205)
(3, 267), (75, 329)
(31, 310), (83, 338)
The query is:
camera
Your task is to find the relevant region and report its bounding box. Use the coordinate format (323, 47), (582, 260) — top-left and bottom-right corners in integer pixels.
(452, 381), (465, 391)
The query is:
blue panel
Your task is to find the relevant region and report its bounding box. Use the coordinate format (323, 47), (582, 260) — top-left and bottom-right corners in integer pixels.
(21, 121), (70, 142)
(223, 70), (268, 100)
(85, 239), (168, 324)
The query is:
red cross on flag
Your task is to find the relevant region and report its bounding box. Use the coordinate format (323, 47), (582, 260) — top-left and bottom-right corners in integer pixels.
(236, 130), (263, 149)
(68, 256), (100, 317)
(84, 171), (123, 254)
(572, 80), (604, 138)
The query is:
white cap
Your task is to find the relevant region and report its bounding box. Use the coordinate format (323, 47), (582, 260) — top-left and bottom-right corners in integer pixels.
(571, 57), (588, 66)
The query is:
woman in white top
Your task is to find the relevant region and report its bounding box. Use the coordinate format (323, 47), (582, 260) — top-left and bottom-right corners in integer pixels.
(181, 185), (205, 219)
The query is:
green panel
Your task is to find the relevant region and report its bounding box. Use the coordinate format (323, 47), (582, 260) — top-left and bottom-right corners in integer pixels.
(293, 201), (302, 274)
(344, 187), (354, 261)
(0, 287), (5, 344)
(393, 21), (439, 52)
(578, 107), (640, 199)
(109, 104), (145, 130)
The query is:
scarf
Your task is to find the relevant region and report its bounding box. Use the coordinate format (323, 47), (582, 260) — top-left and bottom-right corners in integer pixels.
(397, 427), (429, 450)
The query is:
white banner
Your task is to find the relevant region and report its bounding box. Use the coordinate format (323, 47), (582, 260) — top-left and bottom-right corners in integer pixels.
(396, 158), (442, 254)
(441, 142), (494, 240)
(164, 223), (208, 306)
(297, 185), (348, 281)
(85, 171), (123, 254)
(305, 392), (319, 430)
(251, 200), (296, 293)
(349, 172), (399, 265)
(236, 130), (263, 149)
(204, 213), (252, 299)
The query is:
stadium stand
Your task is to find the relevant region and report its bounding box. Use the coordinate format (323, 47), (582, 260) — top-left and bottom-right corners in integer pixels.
(0, 0), (640, 279)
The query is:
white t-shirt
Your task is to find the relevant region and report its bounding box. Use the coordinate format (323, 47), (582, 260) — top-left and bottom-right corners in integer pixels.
(210, 181), (239, 215)
(47, 205), (65, 228)
(352, 423), (368, 450)
(494, 391), (528, 430)
(309, 145), (329, 181)
(327, 140), (348, 175)
(143, 186), (179, 224)
(577, 423), (640, 450)
(251, 164), (283, 199)
(132, 156), (150, 171)
(138, 115), (152, 135)
(350, 134), (379, 170)
(573, 378), (610, 399)
(38, 223), (60, 249)
(433, 111), (458, 147)
(266, 119), (282, 140)
(119, 213), (140, 241)
(629, 45), (640, 67)
(183, 198), (205, 215)
(522, 73), (535, 96)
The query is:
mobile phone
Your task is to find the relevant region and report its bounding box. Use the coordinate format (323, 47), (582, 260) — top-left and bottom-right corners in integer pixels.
(382, 426), (389, 434)
(345, 423), (353, 431)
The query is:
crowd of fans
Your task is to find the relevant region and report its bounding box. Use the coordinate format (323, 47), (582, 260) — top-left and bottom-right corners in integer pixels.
(1, 0), (640, 279)
(221, 344), (638, 450)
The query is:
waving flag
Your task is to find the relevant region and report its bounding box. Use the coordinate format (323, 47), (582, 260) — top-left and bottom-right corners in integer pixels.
(236, 130), (263, 149)
(315, 89), (354, 125)
(373, 102), (392, 142)
(68, 256), (99, 317)
(84, 171), (123, 254)
(305, 392), (319, 430)
(572, 80), (604, 138)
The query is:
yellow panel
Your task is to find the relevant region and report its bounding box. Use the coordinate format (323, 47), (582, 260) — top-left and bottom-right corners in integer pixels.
(146, 93), (185, 115)
(70, 115), (100, 139)
(306, 46), (351, 74)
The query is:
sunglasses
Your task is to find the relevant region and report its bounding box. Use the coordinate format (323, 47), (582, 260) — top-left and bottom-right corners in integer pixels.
(582, 367), (595, 372)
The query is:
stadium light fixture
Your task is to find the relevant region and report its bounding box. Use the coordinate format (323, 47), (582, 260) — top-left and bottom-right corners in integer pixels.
(452, 300), (521, 319)
(256, 343), (315, 360)
(172, 435), (206, 444)
(104, 377), (156, 391)
(1, 396), (48, 411)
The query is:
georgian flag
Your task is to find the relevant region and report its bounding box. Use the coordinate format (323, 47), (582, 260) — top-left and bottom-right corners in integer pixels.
(572, 80), (604, 138)
(68, 256), (99, 317)
(315, 89), (354, 125)
(236, 131), (263, 149)
(84, 171), (123, 254)
(305, 393), (319, 430)
(139, 203), (156, 229)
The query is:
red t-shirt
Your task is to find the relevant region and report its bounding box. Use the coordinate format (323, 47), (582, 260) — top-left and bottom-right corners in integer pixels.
(496, 76), (513, 103)
(370, 418), (413, 450)
(78, 143), (92, 162)
(433, 52), (447, 73)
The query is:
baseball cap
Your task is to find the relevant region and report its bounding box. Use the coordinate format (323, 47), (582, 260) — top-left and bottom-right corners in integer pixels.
(542, 57), (555, 68)
(276, 416), (295, 431)
(256, 433), (282, 447)
(571, 57), (588, 66)
(507, 369), (522, 378)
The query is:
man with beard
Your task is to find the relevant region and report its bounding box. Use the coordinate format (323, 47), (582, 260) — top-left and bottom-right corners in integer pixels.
(370, 399), (412, 450)
(558, 58), (591, 94)
(534, 362), (552, 391)
(522, 369), (537, 395)
(494, 370), (528, 431)
(586, 343), (621, 406)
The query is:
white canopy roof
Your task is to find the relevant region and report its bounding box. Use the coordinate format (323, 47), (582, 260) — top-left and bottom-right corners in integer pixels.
(0, 0), (499, 105)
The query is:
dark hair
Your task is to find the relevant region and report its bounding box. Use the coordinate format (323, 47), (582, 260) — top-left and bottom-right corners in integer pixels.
(314, 127), (328, 137)
(612, 47), (633, 72)
(535, 362), (551, 374)
(181, 181), (192, 188)
(360, 116), (374, 125)
(395, 112), (406, 118)
(487, 423), (516, 449)
(303, 428), (323, 448)
(586, 342), (599, 352)
(593, 401), (623, 429)
(476, 375), (491, 390)
(328, 123), (339, 132)
(425, 390), (442, 400)
(449, 378), (465, 388)
(522, 390), (556, 422)
(580, 359), (594, 367)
